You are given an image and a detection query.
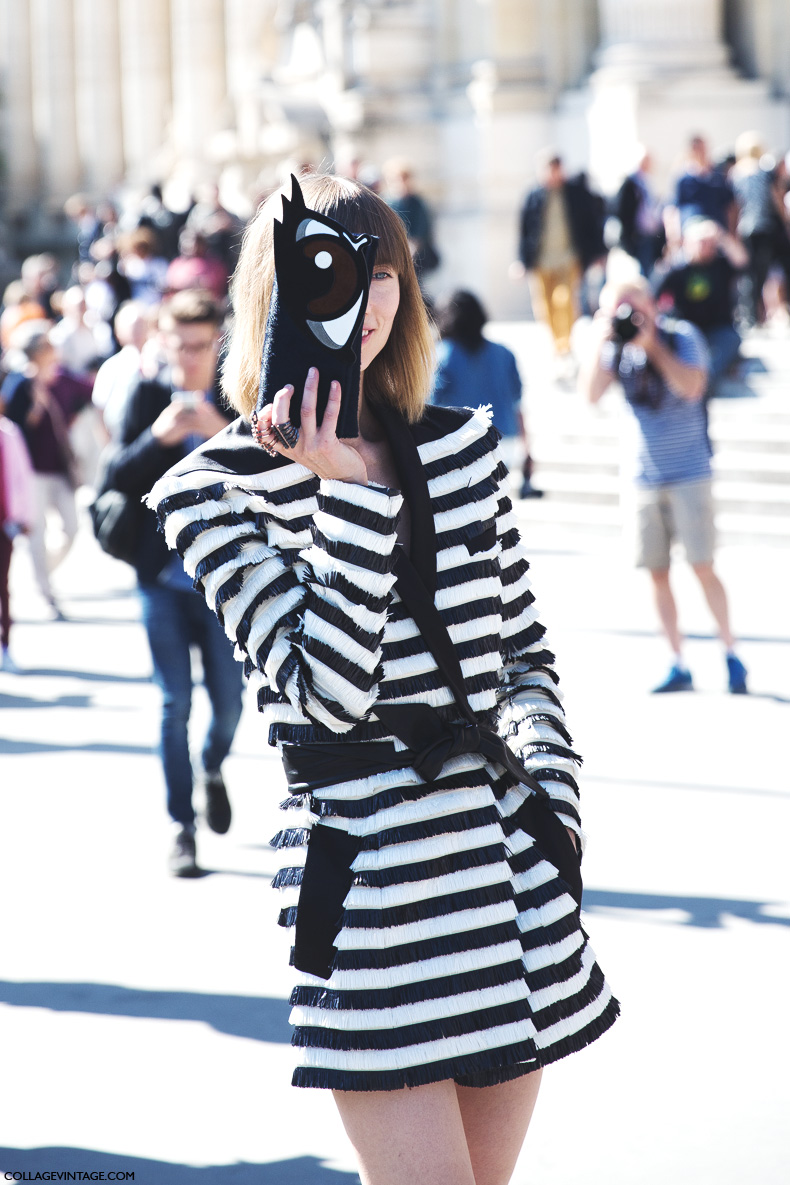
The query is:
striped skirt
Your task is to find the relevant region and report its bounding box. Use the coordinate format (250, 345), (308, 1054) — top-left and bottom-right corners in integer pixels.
(273, 745), (619, 1091)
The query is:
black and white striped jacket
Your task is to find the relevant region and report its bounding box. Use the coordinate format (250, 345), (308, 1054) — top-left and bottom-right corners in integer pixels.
(147, 403), (583, 843)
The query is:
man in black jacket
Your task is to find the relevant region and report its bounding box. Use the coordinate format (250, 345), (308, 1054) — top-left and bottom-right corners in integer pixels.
(614, 147), (666, 277)
(515, 151), (604, 364)
(109, 290), (243, 876)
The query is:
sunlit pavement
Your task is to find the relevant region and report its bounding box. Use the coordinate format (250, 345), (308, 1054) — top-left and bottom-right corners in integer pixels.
(1, 329), (788, 1184)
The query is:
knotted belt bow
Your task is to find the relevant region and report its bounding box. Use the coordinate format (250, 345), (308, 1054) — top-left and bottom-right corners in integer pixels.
(375, 702), (548, 799)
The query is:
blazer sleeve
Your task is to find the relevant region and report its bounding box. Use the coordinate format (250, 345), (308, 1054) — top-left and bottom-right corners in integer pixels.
(493, 466), (584, 845)
(149, 468), (404, 733)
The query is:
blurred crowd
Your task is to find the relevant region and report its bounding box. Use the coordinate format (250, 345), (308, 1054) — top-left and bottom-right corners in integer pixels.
(513, 131), (790, 381)
(1, 130), (784, 683)
(1, 129), (781, 875)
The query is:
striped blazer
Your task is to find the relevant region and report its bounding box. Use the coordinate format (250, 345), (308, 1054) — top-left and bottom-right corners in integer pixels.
(147, 402), (583, 846)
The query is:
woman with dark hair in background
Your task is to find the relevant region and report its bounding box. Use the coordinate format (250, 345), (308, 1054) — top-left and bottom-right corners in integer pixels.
(148, 175), (617, 1185)
(434, 289), (542, 499)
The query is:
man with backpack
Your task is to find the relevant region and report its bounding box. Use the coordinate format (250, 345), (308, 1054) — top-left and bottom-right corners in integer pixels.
(106, 290), (243, 875)
(579, 278), (748, 696)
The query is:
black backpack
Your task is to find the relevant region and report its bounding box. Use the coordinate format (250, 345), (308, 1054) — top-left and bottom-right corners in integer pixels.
(88, 447), (144, 565)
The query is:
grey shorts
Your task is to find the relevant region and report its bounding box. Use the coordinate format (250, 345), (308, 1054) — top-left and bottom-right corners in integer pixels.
(633, 478), (716, 569)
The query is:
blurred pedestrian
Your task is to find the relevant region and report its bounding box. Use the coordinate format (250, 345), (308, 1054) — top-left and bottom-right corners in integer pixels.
(579, 278), (748, 695)
(0, 413), (36, 672)
(91, 301), (149, 441)
(20, 254), (59, 319)
(514, 150), (598, 374)
(117, 229), (168, 306)
(433, 289), (542, 498)
(665, 135), (737, 250)
(106, 291), (242, 877)
(655, 219), (748, 389)
(383, 158), (440, 282)
(567, 169), (607, 315)
(730, 132), (789, 327)
(0, 322), (92, 618)
(614, 146), (666, 277)
(49, 285), (112, 377)
(1, 281), (46, 352)
(185, 182), (245, 273)
(63, 194), (102, 265)
(135, 183), (187, 261)
(165, 228), (228, 301)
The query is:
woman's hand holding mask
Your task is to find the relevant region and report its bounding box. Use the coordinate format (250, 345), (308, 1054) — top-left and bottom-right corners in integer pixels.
(253, 367), (368, 486)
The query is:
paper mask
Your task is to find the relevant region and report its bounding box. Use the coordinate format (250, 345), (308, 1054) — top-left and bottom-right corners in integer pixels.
(256, 175), (379, 439)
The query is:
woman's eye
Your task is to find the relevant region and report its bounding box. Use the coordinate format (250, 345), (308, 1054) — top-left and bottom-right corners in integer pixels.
(373, 269), (393, 280)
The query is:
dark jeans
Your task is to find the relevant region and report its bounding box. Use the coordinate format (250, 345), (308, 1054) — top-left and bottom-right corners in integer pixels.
(703, 324), (741, 382)
(742, 232), (775, 325)
(139, 581), (244, 827)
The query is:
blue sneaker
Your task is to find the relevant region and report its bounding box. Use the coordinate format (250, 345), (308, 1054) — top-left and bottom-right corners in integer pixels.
(726, 654), (748, 694)
(652, 664), (693, 694)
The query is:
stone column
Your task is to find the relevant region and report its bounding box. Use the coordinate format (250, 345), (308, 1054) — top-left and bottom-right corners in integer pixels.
(467, 0), (545, 115)
(118, 0), (173, 184)
(596, 0), (729, 77)
(224, 0), (279, 160)
(29, 0), (82, 206)
(460, 0), (554, 317)
(588, 0), (790, 192)
(0, 0), (40, 213)
(169, 0), (228, 183)
(73, 0), (125, 194)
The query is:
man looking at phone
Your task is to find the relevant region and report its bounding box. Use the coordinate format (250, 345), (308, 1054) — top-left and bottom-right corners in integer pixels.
(108, 290), (243, 875)
(579, 278), (748, 696)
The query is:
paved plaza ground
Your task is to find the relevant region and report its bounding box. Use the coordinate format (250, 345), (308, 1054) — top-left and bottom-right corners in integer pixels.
(1, 330), (788, 1183)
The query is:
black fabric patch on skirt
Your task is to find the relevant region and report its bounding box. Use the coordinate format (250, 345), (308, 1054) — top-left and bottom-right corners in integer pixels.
(292, 824), (362, 980)
(515, 796), (583, 909)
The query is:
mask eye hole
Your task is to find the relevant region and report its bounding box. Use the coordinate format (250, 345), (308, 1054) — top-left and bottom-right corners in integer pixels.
(302, 238), (358, 318)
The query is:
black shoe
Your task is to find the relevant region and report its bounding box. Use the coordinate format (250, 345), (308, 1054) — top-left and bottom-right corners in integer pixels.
(519, 479), (544, 499)
(203, 770), (232, 834)
(169, 827), (202, 877)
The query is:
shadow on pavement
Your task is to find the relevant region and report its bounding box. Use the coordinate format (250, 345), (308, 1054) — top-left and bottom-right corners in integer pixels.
(0, 1149), (360, 1183)
(583, 888), (790, 929)
(0, 982), (292, 1044)
(16, 667), (151, 684)
(0, 739), (153, 756)
(0, 691), (94, 710)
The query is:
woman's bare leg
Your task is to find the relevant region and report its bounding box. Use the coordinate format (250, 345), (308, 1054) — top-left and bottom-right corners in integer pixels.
(456, 1070), (543, 1185)
(333, 1079), (476, 1185)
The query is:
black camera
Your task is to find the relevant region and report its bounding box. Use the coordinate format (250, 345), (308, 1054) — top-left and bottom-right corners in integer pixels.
(611, 303), (644, 344)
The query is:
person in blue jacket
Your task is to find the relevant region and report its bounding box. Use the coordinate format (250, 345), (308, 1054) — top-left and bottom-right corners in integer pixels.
(433, 289), (542, 498)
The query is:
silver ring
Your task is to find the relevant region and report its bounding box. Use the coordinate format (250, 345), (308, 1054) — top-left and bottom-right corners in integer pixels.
(271, 421), (299, 449)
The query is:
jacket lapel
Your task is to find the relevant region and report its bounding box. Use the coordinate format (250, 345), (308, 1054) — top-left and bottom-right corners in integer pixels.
(375, 403), (437, 595)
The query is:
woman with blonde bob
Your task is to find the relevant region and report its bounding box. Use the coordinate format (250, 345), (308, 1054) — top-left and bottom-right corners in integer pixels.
(148, 174), (617, 1185)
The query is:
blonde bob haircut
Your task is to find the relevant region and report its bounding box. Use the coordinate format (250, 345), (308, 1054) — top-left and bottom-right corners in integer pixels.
(223, 173), (435, 424)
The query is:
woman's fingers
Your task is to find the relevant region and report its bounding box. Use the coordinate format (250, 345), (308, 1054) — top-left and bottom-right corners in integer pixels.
(299, 367), (319, 438)
(318, 380), (342, 439)
(270, 384), (294, 430)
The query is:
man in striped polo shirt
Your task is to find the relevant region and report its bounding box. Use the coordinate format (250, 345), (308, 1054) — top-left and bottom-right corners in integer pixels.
(580, 277), (748, 694)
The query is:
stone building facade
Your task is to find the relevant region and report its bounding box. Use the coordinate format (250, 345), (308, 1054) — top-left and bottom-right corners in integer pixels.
(2, 0), (790, 313)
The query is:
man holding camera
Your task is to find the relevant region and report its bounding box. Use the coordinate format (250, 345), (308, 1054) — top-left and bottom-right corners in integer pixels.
(579, 278), (748, 695)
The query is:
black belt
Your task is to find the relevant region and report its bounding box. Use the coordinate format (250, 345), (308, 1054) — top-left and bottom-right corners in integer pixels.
(282, 705), (547, 797)
(283, 546), (548, 800)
